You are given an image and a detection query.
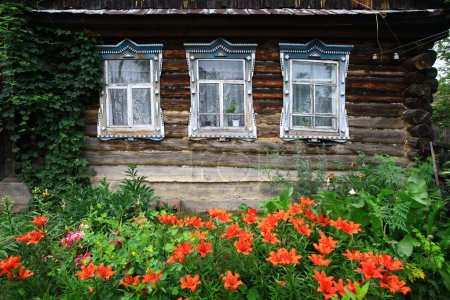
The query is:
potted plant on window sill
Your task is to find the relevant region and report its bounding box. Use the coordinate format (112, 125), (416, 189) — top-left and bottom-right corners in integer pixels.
(226, 100), (240, 127)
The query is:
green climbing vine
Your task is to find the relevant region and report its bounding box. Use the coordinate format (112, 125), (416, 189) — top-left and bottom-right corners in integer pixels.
(0, 1), (102, 193)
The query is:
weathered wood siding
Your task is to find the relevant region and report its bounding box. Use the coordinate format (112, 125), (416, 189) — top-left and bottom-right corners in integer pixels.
(39, 0), (442, 9)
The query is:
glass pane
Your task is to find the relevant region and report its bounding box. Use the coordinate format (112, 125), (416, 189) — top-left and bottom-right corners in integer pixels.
(198, 60), (244, 80)
(199, 114), (219, 127)
(292, 62), (312, 80)
(292, 116), (312, 127)
(199, 83), (219, 113)
(315, 85), (335, 114)
(132, 88), (152, 125)
(224, 115), (244, 127)
(315, 117), (333, 127)
(224, 84), (244, 114)
(109, 89), (128, 126)
(292, 84), (312, 113)
(312, 63), (336, 82)
(107, 60), (150, 84)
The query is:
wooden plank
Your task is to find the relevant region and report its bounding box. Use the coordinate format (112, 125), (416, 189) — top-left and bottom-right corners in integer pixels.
(163, 59), (189, 73)
(83, 136), (405, 156)
(347, 65), (405, 78)
(255, 61), (281, 74)
(346, 77), (408, 93)
(348, 116), (405, 129)
(345, 92), (404, 104)
(346, 103), (405, 117)
(349, 128), (407, 144)
(160, 74), (190, 87)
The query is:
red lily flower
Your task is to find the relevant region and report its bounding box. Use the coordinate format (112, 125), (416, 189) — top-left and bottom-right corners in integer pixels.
(96, 263), (116, 280)
(221, 223), (242, 239)
(356, 260), (384, 280)
(76, 263), (97, 280)
(266, 248), (302, 266)
(196, 240), (213, 258)
(308, 254), (331, 266)
(180, 274), (201, 292)
(119, 275), (141, 287)
(313, 231), (338, 255)
(380, 274), (411, 295)
(142, 270), (163, 285)
(222, 271), (243, 291)
(17, 266), (34, 280)
(32, 216), (48, 229)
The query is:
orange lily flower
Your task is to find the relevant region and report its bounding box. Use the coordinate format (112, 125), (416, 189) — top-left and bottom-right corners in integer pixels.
(76, 263), (96, 280)
(17, 266), (34, 280)
(96, 263), (116, 280)
(222, 271), (243, 291)
(312, 270), (338, 300)
(158, 214), (181, 225)
(180, 274), (201, 292)
(242, 208), (258, 225)
(32, 216), (48, 229)
(343, 249), (364, 261)
(356, 260), (384, 280)
(183, 216), (205, 228)
(119, 275), (141, 287)
(290, 217), (312, 237)
(308, 254), (331, 266)
(196, 240), (213, 258)
(329, 217), (362, 235)
(300, 196), (315, 207)
(261, 230), (280, 244)
(266, 248), (302, 266)
(142, 270), (163, 285)
(380, 274), (411, 295)
(221, 223), (242, 239)
(234, 238), (253, 255)
(208, 208), (232, 223)
(380, 254), (404, 271)
(0, 256), (21, 281)
(313, 231), (338, 255)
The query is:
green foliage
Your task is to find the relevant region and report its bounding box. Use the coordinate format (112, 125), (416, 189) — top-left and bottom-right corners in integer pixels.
(0, 1), (102, 193)
(433, 37), (450, 127)
(317, 155), (450, 298)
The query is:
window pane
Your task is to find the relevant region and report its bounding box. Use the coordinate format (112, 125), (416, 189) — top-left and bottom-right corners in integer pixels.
(199, 114), (219, 127)
(315, 85), (335, 114)
(315, 117), (333, 127)
(224, 84), (244, 114)
(108, 60), (150, 84)
(132, 88), (152, 125)
(198, 60), (244, 80)
(109, 89), (128, 126)
(292, 84), (312, 113)
(199, 83), (220, 114)
(292, 116), (312, 127)
(292, 62), (312, 80)
(225, 115), (244, 127)
(312, 63), (336, 81)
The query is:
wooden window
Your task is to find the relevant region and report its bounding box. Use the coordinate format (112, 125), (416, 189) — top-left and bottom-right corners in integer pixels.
(280, 40), (353, 142)
(97, 40), (164, 140)
(185, 39), (257, 140)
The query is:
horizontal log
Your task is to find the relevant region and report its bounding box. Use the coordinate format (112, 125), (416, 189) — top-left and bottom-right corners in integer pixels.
(253, 89), (283, 101)
(160, 74), (190, 87)
(163, 59), (189, 73)
(163, 50), (186, 60)
(255, 61), (281, 74)
(347, 65), (405, 78)
(404, 96), (431, 109)
(84, 149), (393, 170)
(402, 109), (430, 125)
(349, 128), (407, 144)
(345, 92), (404, 104)
(402, 50), (437, 71)
(406, 137), (430, 149)
(346, 77), (407, 92)
(425, 78), (439, 94)
(160, 87), (190, 99)
(348, 117), (405, 129)
(403, 84), (431, 98)
(84, 137), (405, 159)
(408, 124), (431, 137)
(255, 50), (279, 61)
(346, 103), (405, 117)
(405, 68), (438, 84)
(253, 75), (283, 88)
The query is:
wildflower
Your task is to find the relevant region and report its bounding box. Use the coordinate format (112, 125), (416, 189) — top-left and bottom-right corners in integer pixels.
(242, 208), (258, 225)
(290, 217), (312, 237)
(300, 196), (315, 207)
(180, 274), (201, 292)
(222, 271), (243, 291)
(32, 216), (48, 229)
(183, 216), (205, 228)
(343, 249), (364, 261)
(261, 230), (280, 244)
(266, 248), (302, 266)
(349, 188), (356, 195)
(313, 231), (338, 255)
(308, 254), (331, 266)
(15, 233), (30, 243)
(329, 217), (362, 235)
(276, 280), (287, 286)
(356, 260), (384, 280)
(196, 240), (213, 258)
(76, 263), (97, 280)
(74, 252), (91, 268)
(380, 274), (411, 295)
(168, 242), (192, 264)
(26, 230), (45, 245)
(312, 270), (338, 300)
(0, 256), (21, 281)
(257, 214), (279, 233)
(17, 266), (34, 280)
(158, 214), (181, 225)
(61, 230), (85, 247)
(221, 223), (242, 239)
(142, 270), (163, 286)
(380, 254), (404, 271)
(234, 238), (253, 255)
(193, 230), (207, 240)
(88, 286), (94, 294)
(344, 279), (360, 296)
(288, 203), (303, 216)
(96, 263), (116, 280)
(119, 275), (141, 287)
(274, 210), (290, 222)
(208, 208), (232, 223)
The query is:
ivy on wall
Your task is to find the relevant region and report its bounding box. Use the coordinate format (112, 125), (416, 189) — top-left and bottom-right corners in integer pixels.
(0, 1), (102, 193)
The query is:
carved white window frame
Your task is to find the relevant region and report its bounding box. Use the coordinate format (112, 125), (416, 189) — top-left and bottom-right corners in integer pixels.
(185, 39), (257, 140)
(280, 40), (353, 142)
(96, 39), (164, 140)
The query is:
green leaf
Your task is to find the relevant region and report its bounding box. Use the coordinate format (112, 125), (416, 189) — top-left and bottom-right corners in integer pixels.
(246, 287), (262, 300)
(405, 174), (429, 207)
(396, 235), (415, 257)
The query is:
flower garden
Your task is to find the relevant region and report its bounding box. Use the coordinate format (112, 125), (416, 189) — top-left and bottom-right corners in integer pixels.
(1, 157), (449, 299)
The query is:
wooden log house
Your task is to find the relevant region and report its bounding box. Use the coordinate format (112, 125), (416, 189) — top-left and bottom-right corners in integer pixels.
(24, 0), (449, 209)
